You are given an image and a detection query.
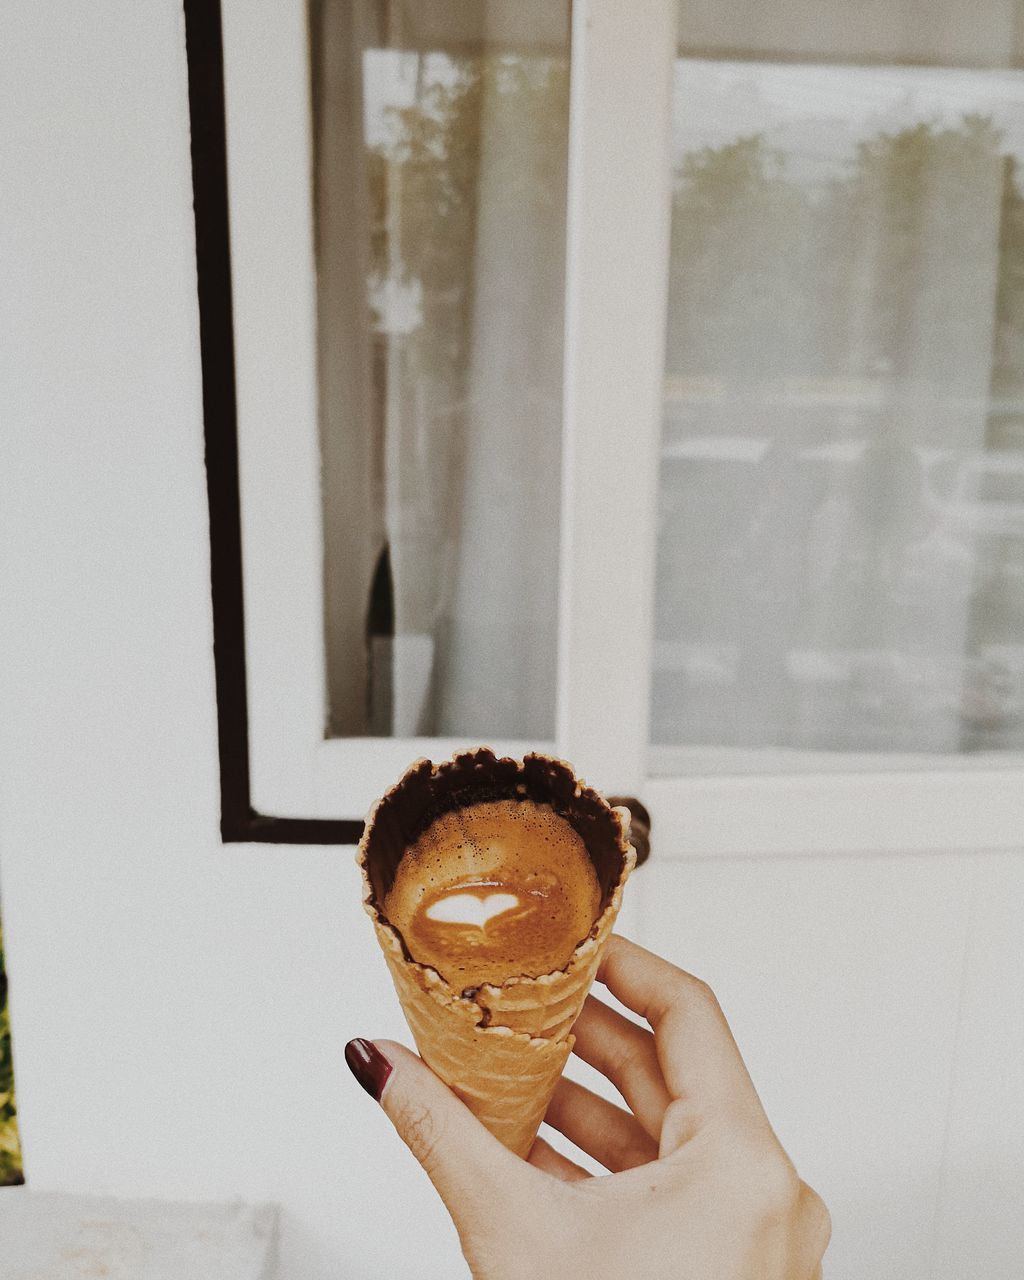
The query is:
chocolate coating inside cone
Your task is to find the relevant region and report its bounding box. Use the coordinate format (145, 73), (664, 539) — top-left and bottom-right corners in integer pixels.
(362, 750), (630, 985)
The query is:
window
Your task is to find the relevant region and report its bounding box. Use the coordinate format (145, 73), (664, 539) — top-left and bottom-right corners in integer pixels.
(187, 0), (1024, 852)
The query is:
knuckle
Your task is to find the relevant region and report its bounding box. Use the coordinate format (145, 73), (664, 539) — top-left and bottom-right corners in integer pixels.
(687, 975), (722, 1014)
(660, 1095), (701, 1157)
(669, 973), (722, 1021)
(606, 1034), (651, 1086)
(659, 1097), (700, 1150)
(749, 1151), (803, 1220)
(393, 1096), (445, 1170)
(800, 1185), (833, 1252)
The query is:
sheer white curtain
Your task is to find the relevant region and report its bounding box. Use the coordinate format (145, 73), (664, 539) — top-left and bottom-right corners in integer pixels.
(432, 52), (566, 738)
(652, 0), (1024, 755)
(313, 1), (568, 740)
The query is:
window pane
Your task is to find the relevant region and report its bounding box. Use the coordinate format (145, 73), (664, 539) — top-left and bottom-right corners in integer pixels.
(652, 6), (1024, 755)
(309, 1), (569, 739)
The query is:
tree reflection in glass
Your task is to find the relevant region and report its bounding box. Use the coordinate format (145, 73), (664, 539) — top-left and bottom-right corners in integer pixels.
(654, 63), (1024, 754)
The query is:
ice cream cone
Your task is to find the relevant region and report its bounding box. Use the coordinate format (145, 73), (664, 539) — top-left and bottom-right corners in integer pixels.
(358, 749), (636, 1158)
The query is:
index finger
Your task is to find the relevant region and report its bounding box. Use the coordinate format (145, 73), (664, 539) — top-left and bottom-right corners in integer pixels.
(596, 935), (762, 1118)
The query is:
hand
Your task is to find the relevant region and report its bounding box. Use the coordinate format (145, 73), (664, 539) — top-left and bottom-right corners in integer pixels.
(346, 934), (830, 1279)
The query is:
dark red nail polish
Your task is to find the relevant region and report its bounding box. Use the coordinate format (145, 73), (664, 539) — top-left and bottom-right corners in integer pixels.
(345, 1038), (393, 1101)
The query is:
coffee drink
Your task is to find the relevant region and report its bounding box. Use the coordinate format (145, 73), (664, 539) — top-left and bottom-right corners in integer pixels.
(359, 748), (635, 1155)
(383, 799), (602, 987)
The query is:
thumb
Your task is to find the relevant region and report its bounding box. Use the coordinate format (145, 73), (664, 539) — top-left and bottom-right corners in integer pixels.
(345, 1037), (530, 1222)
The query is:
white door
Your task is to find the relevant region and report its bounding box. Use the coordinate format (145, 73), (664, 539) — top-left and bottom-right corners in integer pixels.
(221, 1), (1024, 1276)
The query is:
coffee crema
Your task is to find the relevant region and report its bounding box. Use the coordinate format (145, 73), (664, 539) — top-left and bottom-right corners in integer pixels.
(383, 799), (602, 987)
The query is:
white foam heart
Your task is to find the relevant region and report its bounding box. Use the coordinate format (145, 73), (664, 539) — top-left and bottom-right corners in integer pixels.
(425, 892), (520, 929)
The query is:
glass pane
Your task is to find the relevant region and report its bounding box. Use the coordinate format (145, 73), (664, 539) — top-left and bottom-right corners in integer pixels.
(309, 1), (569, 739)
(652, 2), (1024, 756)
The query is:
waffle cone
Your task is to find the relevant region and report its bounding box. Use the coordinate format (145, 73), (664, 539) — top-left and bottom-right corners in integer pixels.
(358, 749), (635, 1158)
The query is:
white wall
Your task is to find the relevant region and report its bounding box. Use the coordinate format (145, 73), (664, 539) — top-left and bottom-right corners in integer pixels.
(632, 854), (1024, 1280)
(0, 4), (463, 1276)
(2, 5), (1022, 1279)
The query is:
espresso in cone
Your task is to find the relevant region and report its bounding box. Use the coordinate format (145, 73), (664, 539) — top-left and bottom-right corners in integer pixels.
(358, 749), (635, 1156)
(384, 799), (603, 986)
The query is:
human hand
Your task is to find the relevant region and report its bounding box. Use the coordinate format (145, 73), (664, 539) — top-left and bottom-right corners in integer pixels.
(346, 934), (830, 1279)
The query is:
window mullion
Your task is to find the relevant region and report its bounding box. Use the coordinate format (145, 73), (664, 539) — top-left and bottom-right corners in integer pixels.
(556, 0), (675, 794)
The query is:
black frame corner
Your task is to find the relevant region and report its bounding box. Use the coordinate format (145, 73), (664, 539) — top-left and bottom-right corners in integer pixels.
(184, 0), (363, 845)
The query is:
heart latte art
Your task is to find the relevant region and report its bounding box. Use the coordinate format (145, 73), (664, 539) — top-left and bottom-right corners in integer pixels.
(383, 800), (603, 986)
(424, 892), (520, 928)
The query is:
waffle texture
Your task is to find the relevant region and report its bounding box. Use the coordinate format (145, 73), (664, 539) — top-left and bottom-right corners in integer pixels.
(358, 749), (635, 1157)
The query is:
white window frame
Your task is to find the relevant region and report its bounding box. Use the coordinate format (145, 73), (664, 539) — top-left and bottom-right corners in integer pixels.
(221, 0), (1024, 853)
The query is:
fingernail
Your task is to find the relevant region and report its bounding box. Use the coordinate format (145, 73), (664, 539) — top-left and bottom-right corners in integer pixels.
(345, 1038), (393, 1101)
